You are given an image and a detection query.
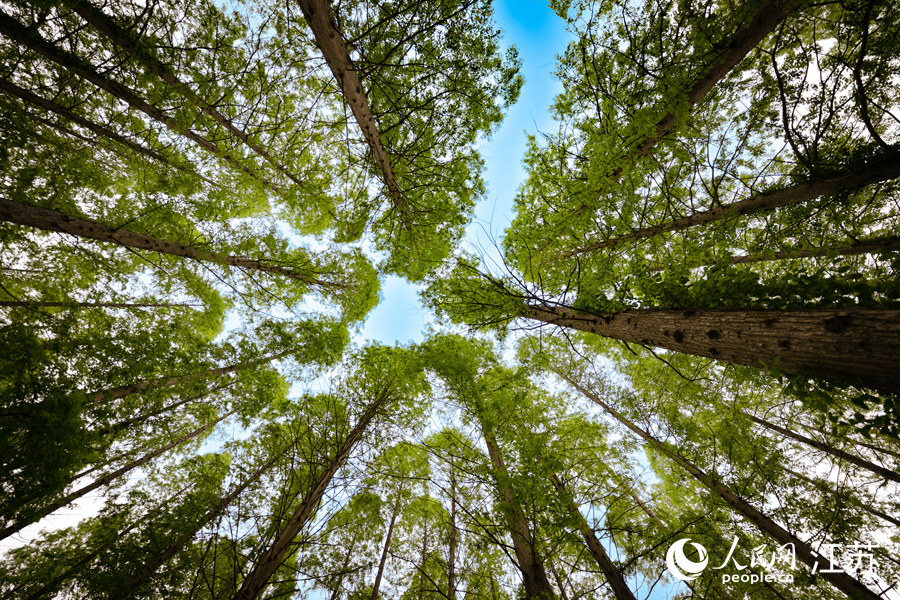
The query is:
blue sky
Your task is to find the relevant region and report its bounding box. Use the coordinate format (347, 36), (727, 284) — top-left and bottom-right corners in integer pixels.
(357, 0), (573, 346)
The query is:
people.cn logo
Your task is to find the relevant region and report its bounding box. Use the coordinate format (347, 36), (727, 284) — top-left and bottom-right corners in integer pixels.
(665, 538), (709, 581)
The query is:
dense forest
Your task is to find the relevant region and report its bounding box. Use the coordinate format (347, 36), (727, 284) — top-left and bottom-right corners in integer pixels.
(0, 0), (898, 599)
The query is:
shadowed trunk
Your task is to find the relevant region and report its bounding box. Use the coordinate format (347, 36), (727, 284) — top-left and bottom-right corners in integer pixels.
(371, 492), (402, 600)
(563, 154), (900, 259)
(64, 0), (306, 188)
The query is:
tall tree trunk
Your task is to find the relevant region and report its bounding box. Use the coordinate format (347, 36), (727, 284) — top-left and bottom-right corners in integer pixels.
(524, 304), (900, 394)
(783, 466), (900, 527)
(234, 389), (392, 600)
(559, 374), (881, 600)
(0, 409), (234, 541)
(63, 0), (306, 188)
(0, 198), (341, 289)
(0, 9), (279, 192)
(608, 0), (801, 183)
(0, 300), (200, 309)
(108, 442), (293, 600)
(650, 236), (900, 271)
(562, 154), (900, 259)
(477, 422), (556, 600)
(448, 468), (458, 600)
(747, 413), (900, 483)
(295, 0), (408, 217)
(371, 493), (402, 600)
(0, 76), (181, 169)
(87, 350), (288, 406)
(548, 474), (638, 600)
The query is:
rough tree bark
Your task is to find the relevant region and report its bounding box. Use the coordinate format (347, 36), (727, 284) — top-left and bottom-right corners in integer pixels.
(524, 304), (900, 394)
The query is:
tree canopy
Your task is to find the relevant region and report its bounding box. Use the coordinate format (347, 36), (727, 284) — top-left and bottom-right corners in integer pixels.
(1, 0), (898, 599)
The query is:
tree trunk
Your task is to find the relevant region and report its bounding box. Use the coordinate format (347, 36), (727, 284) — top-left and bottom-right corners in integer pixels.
(650, 236), (900, 271)
(448, 469), (458, 600)
(478, 424), (556, 599)
(0, 8), (279, 192)
(371, 493), (402, 600)
(64, 0), (306, 188)
(295, 0), (407, 213)
(0, 299), (200, 308)
(524, 304), (900, 394)
(609, 0), (801, 182)
(783, 466), (900, 527)
(562, 154), (900, 259)
(108, 442), (293, 600)
(0, 197), (339, 288)
(561, 374), (881, 600)
(747, 413), (900, 483)
(234, 389), (391, 600)
(547, 562), (570, 600)
(0, 76), (178, 169)
(549, 474), (638, 600)
(0, 409), (234, 541)
(87, 350), (288, 406)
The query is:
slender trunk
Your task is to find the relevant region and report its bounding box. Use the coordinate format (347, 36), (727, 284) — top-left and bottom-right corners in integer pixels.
(524, 304), (900, 394)
(748, 413), (900, 483)
(327, 543), (357, 600)
(0, 9), (279, 192)
(108, 442), (293, 600)
(783, 466), (900, 527)
(87, 350), (287, 406)
(0, 77), (179, 169)
(650, 236), (900, 271)
(234, 390), (392, 600)
(0, 300), (200, 308)
(609, 0), (801, 182)
(0, 410), (233, 541)
(64, 0), (306, 188)
(559, 373), (881, 600)
(371, 493), (402, 600)
(0, 198), (339, 288)
(295, 0), (407, 214)
(562, 154), (900, 259)
(478, 422), (555, 599)
(548, 562), (569, 600)
(106, 380), (234, 432)
(448, 469), (458, 600)
(549, 474), (638, 600)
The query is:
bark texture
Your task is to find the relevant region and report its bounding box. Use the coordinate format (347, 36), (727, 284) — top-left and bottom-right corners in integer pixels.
(524, 304), (900, 393)
(0, 198), (333, 288)
(480, 428), (556, 599)
(296, 0), (407, 211)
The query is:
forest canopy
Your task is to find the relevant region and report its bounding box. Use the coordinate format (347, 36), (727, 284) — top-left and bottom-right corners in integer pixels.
(1, 0), (898, 600)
